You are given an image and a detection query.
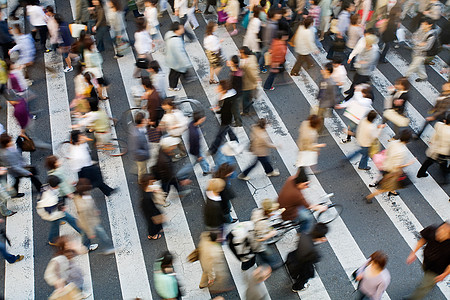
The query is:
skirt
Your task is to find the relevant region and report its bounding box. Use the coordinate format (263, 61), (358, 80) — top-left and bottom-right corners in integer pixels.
(205, 49), (224, 69)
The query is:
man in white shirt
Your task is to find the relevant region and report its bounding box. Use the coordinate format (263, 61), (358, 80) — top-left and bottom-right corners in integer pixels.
(27, 4), (49, 51)
(174, 0), (196, 41)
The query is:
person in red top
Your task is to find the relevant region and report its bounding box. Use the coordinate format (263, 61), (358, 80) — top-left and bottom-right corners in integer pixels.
(277, 167), (325, 234)
(263, 30), (288, 91)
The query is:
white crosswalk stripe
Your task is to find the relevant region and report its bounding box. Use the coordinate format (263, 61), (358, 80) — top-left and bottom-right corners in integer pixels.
(1, 2), (449, 299)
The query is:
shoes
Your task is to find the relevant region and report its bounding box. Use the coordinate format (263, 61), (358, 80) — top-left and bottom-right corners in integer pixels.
(388, 191), (399, 197)
(6, 211), (17, 217)
(417, 173), (429, 178)
(108, 188), (119, 196)
(292, 282), (310, 292)
(415, 78), (425, 82)
(48, 241), (58, 246)
(209, 79), (219, 84)
(238, 173), (250, 181)
(114, 54), (124, 59)
(11, 193), (25, 199)
(101, 247), (115, 255)
(264, 87), (275, 91)
(365, 197), (373, 204)
(168, 87), (181, 91)
(267, 169), (280, 177)
(358, 167), (371, 171)
(379, 59), (387, 64)
(12, 255), (24, 264)
(63, 66), (73, 73)
(240, 112), (250, 116)
(368, 183), (378, 188)
(163, 200), (172, 207)
(290, 72), (299, 76)
(89, 244), (99, 251)
(202, 171), (212, 176)
(230, 29), (238, 36)
(204, 10), (212, 14)
(341, 138), (351, 143)
(230, 218), (238, 223)
(260, 68), (268, 73)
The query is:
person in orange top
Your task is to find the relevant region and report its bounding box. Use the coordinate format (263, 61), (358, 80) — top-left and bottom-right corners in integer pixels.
(263, 30), (288, 91)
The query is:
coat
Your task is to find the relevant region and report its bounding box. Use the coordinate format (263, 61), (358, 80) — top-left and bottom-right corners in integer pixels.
(73, 194), (100, 237)
(383, 140), (408, 173)
(0, 147), (30, 177)
(75, 0), (91, 23)
(198, 232), (225, 285)
(269, 39), (287, 66)
(217, 89), (236, 126)
(204, 191), (226, 228)
(249, 125), (276, 157)
(294, 25), (318, 55)
(426, 122), (450, 160)
(286, 234), (319, 281)
(277, 176), (309, 221)
(243, 17), (261, 52)
(297, 120), (319, 151)
(241, 55), (260, 91)
(129, 126), (150, 161)
(165, 31), (191, 72)
(154, 148), (174, 183)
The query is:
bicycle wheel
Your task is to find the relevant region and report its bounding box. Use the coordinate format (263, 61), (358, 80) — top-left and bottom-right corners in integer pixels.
(266, 221), (297, 245)
(98, 138), (128, 157)
(316, 204), (343, 224)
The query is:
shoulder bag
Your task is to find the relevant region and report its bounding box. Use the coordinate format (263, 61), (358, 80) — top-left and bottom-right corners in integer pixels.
(16, 134), (36, 152)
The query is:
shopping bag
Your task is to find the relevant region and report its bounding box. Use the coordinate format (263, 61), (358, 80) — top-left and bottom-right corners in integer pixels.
(69, 23), (87, 38)
(372, 149), (386, 171)
(48, 282), (82, 300)
(383, 109), (410, 127)
(296, 151), (318, 167)
(369, 139), (380, 158)
(343, 101), (370, 125)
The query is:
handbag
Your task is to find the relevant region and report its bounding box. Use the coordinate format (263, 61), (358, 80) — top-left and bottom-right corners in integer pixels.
(48, 282), (82, 300)
(383, 109), (410, 127)
(372, 149), (386, 171)
(397, 172), (412, 189)
(16, 134), (36, 152)
(187, 248), (199, 263)
(368, 139), (380, 158)
(136, 57), (149, 69)
(296, 150), (318, 167)
(69, 23), (87, 38)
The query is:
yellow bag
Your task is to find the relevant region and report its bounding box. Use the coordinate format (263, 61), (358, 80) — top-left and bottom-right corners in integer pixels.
(369, 139), (380, 158)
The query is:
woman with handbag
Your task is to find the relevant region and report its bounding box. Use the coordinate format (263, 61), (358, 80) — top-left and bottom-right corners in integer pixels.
(417, 115), (450, 184)
(354, 251), (391, 300)
(204, 21), (224, 85)
(133, 17), (153, 78)
(365, 129), (413, 203)
(139, 174), (164, 240)
(296, 114), (326, 170)
(382, 77), (410, 141)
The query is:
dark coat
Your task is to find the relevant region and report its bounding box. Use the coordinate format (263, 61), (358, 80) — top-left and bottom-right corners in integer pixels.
(153, 148), (174, 183)
(188, 121), (200, 156)
(286, 234), (319, 280)
(204, 193), (226, 228)
(129, 126), (150, 161)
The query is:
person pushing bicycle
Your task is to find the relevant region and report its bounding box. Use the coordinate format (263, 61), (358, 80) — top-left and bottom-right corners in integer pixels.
(277, 167), (327, 234)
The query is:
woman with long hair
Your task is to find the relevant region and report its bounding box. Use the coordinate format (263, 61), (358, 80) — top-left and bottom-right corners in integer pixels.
(204, 21), (224, 85)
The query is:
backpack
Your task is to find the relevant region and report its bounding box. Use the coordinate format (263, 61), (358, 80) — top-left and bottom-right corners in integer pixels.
(227, 221), (255, 262)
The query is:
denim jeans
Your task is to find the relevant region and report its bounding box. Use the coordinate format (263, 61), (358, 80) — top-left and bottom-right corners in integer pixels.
(95, 25), (110, 52)
(0, 241), (19, 263)
(347, 146), (369, 169)
(93, 225), (113, 250)
(257, 247), (280, 270)
(258, 45), (270, 70)
(294, 207), (313, 234)
(263, 69), (280, 89)
(209, 125), (238, 155)
(49, 213), (89, 247)
(243, 156), (274, 176)
(241, 90), (254, 113)
(177, 151), (210, 179)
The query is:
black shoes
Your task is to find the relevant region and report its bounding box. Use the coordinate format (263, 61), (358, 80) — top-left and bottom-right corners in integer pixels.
(11, 193), (25, 198)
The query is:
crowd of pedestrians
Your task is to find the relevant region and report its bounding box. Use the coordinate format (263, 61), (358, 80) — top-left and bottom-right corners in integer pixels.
(0, 0), (449, 299)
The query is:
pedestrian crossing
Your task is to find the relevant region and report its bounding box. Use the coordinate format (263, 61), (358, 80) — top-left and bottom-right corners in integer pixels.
(0, 0), (449, 299)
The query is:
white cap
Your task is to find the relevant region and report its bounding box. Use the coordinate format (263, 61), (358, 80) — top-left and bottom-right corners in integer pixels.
(160, 136), (181, 149)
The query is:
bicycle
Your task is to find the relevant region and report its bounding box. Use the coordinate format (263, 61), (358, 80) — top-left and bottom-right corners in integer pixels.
(265, 193), (343, 245)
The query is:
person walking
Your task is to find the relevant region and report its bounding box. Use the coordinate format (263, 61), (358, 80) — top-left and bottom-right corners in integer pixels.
(90, 0), (109, 53)
(187, 112), (210, 175)
(405, 18), (436, 82)
(296, 114), (326, 170)
(133, 17), (153, 78)
(27, 2), (49, 51)
(286, 222), (329, 292)
(238, 118), (280, 180)
(290, 17), (318, 76)
(204, 21), (224, 85)
(0, 10), (15, 59)
(243, 6), (263, 59)
(139, 174), (164, 240)
(344, 110), (385, 171)
(73, 179), (115, 254)
(106, 0), (127, 58)
(153, 252), (183, 300)
(383, 77), (410, 140)
(128, 112), (151, 184)
(259, 9), (282, 73)
(354, 251), (391, 300)
(316, 63), (339, 134)
(228, 55), (243, 127)
(213, 163), (237, 223)
(209, 80), (239, 156)
(204, 178), (227, 232)
(8, 24), (36, 82)
(416, 115), (450, 184)
(174, 0), (196, 41)
(142, 76), (164, 127)
(45, 155), (75, 203)
(263, 31), (288, 91)
(239, 46), (260, 116)
(0, 219), (23, 263)
(405, 222), (450, 300)
(378, 7), (401, 64)
(165, 22), (192, 91)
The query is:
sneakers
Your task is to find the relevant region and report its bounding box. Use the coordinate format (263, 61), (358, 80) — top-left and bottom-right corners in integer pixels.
(267, 169), (280, 177)
(11, 193), (25, 198)
(292, 282), (310, 292)
(89, 244), (99, 251)
(358, 166), (371, 171)
(238, 173), (250, 181)
(230, 29), (238, 36)
(342, 138), (351, 144)
(101, 247), (115, 255)
(415, 78), (425, 82)
(6, 211), (17, 217)
(260, 68), (268, 73)
(114, 53), (124, 59)
(168, 87), (181, 91)
(63, 66), (73, 73)
(12, 255), (24, 264)
(264, 87), (275, 91)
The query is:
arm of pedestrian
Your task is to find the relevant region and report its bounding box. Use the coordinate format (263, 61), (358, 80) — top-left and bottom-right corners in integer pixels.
(435, 265), (450, 283)
(406, 238), (426, 264)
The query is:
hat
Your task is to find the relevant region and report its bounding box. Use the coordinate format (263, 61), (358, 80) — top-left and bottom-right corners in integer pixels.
(365, 34), (378, 47)
(261, 198), (279, 213)
(294, 167), (309, 184)
(220, 141), (244, 156)
(160, 136), (181, 149)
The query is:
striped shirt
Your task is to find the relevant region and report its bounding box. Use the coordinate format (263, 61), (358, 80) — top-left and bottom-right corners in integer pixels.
(308, 5), (321, 28)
